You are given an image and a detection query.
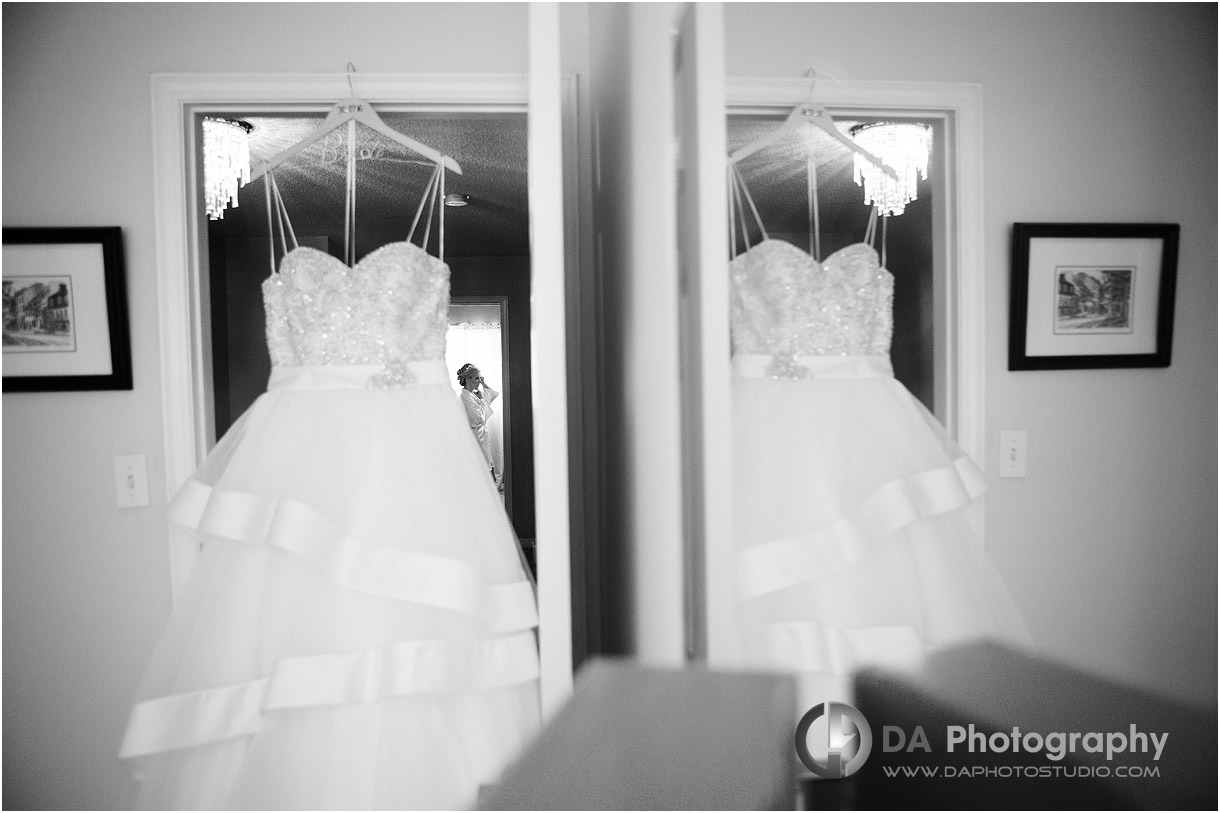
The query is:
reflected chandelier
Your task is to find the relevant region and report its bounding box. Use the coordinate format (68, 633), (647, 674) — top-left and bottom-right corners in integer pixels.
(203, 117), (253, 220)
(850, 122), (931, 216)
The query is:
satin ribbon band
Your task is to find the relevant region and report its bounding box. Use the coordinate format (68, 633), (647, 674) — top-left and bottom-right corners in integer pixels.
(732, 353), (893, 380)
(119, 630), (540, 759)
(170, 480), (538, 634)
(736, 456), (987, 602)
(268, 360), (450, 391)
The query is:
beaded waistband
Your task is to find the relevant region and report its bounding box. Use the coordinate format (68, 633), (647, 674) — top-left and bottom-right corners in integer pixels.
(732, 353), (893, 380)
(268, 360), (450, 391)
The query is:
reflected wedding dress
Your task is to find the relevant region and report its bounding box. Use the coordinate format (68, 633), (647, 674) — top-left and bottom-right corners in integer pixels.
(730, 192), (1032, 711)
(119, 167), (540, 810)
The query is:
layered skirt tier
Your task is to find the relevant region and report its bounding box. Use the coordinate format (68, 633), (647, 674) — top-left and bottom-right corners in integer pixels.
(120, 362), (540, 810)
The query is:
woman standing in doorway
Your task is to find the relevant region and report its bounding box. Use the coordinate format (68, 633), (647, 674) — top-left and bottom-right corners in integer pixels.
(458, 363), (501, 491)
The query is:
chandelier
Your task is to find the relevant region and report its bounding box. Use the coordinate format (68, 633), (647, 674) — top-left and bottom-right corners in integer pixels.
(850, 122), (931, 216)
(203, 117), (253, 220)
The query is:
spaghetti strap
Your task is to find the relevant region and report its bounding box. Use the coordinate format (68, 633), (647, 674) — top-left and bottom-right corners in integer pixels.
(264, 165), (276, 277)
(343, 119), (357, 267)
(419, 170), (438, 255)
(270, 173), (298, 254)
(262, 124), (450, 272)
(406, 164), (439, 247)
(880, 213), (887, 267)
(863, 206), (877, 247)
(264, 167), (299, 275)
(806, 155), (821, 263)
(439, 163), (446, 263)
(729, 163), (769, 253)
(407, 162), (446, 260)
(862, 206), (888, 267)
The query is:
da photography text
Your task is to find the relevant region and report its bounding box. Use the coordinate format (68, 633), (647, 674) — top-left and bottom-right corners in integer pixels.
(884, 724), (1168, 763)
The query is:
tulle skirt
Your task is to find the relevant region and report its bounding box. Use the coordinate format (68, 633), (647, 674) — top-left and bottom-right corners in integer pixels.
(119, 362), (541, 810)
(731, 354), (1033, 712)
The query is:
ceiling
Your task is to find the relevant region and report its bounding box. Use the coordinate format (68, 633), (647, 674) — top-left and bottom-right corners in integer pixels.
(206, 111), (531, 258)
(726, 115), (936, 247)
(205, 110), (932, 261)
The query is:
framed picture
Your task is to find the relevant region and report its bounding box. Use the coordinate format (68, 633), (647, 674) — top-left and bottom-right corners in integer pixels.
(1009, 223), (1179, 370)
(3, 227), (132, 391)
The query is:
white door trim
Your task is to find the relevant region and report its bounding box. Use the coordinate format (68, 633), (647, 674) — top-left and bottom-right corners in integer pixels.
(149, 70), (573, 707)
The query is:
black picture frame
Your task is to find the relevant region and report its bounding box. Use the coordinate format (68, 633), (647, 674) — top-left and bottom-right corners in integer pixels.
(3, 227), (133, 391)
(1009, 223), (1179, 370)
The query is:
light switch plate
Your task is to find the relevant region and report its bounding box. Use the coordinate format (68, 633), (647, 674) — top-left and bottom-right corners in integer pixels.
(999, 430), (1027, 478)
(114, 455), (150, 507)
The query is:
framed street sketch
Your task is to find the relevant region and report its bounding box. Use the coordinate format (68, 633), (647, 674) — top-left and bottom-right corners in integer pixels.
(3, 227), (132, 391)
(1009, 223), (1179, 370)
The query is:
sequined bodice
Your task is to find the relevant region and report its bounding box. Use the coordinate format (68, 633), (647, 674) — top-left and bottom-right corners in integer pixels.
(730, 240), (893, 358)
(263, 242), (448, 384)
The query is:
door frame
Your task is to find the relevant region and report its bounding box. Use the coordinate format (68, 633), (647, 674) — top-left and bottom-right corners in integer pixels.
(150, 69), (575, 711)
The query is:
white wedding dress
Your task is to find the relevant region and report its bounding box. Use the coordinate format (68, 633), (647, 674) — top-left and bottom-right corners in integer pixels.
(119, 167), (540, 810)
(730, 204), (1033, 712)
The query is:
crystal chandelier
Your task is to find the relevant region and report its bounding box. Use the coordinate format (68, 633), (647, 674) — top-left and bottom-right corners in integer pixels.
(850, 122), (931, 216)
(203, 117), (253, 220)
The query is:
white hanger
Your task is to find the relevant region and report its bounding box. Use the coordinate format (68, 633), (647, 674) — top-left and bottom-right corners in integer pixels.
(728, 72), (899, 180)
(250, 101), (462, 182)
(249, 68), (461, 182)
(730, 102), (900, 181)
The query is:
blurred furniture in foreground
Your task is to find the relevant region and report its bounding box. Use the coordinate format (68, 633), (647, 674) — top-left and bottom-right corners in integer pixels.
(835, 642), (1217, 810)
(480, 658), (796, 810)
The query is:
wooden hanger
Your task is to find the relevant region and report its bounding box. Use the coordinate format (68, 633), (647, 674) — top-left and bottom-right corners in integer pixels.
(729, 101), (899, 180)
(249, 99), (462, 183)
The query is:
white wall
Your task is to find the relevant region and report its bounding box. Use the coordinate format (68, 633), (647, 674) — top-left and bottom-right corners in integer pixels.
(725, 2), (1217, 707)
(1, 4), (528, 809)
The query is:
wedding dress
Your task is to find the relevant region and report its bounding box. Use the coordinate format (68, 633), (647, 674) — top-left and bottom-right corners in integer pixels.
(119, 163), (540, 810)
(729, 175), (1033, 712)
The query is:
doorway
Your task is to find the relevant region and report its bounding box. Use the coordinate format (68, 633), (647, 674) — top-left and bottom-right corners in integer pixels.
(447, 300), (508, 495)
(152, 70), (576, 712)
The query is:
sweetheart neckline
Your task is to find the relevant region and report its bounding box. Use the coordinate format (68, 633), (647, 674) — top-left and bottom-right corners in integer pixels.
(273, 241), (446, 276)
(732, 238), (883, 270)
